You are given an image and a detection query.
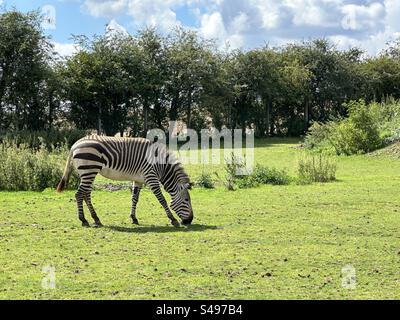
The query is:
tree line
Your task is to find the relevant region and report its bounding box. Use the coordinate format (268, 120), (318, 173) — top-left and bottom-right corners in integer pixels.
(1, 9), (400, 137)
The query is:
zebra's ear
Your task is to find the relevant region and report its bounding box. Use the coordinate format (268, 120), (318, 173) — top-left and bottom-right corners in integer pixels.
(183, 182), (193, 190)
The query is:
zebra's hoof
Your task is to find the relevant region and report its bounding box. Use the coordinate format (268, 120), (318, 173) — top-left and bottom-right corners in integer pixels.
(81, 221), (90, 227)
(132, 218), (139, 225)
(94, 221), (103, 228)
(171, 220), (180, 228)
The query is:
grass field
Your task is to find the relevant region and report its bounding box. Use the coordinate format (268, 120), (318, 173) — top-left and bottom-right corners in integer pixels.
(1, 138), (400, 299)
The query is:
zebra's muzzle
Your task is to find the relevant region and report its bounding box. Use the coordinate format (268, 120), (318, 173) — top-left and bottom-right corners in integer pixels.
(181, 215), (193, 225)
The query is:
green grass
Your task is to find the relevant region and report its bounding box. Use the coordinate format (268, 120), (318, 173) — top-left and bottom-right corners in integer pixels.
(1, 138), (400, 299)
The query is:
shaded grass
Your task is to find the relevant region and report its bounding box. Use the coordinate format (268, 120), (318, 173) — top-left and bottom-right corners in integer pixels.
(1, 138), (400, 299)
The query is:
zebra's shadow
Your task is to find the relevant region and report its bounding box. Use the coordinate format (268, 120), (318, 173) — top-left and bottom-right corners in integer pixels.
(107, 224), (219, 234)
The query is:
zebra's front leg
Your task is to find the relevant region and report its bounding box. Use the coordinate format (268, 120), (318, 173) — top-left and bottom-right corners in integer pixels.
(147, 180), (180, 227)
(130, 182), (142, 225)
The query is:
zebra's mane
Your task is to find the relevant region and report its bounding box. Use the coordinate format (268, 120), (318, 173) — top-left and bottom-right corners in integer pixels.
(167, 151), (191, 185)
(154, 142), (191, 185)
(171, 161), (191, 184)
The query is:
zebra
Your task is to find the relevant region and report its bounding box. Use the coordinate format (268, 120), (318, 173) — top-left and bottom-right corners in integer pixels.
(57, 135), (194, 227)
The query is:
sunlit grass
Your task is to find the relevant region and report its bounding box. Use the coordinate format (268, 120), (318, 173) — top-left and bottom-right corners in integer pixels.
(1, 138), (400, 299)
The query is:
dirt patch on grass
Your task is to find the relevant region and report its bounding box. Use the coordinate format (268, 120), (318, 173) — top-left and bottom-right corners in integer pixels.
(94, 183), (131, 191)
(370, 142), (400, 158)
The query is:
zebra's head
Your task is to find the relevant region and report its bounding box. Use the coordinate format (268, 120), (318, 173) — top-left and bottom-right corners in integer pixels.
(170, 182), (194, 225)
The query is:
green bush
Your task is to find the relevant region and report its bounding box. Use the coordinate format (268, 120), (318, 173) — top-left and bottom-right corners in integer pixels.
(0, 143), (79, 191)
(297, 153), (337, 184)
(332, 100), (381, 155)
(220, 152), (247, 191)
(373, 98), (400, 143)
(304, 121), (335, 152)
(220, 153), (291, 190)
(305, 100), (383, 155)
(237, 164), (291, 188)
(195, 171), (215, 189)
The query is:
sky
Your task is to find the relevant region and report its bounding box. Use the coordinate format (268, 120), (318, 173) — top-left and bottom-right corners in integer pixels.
(1, 0), (399, 56)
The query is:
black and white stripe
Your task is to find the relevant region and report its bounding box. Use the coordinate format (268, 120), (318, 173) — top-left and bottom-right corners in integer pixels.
(57, 135), (193, 227)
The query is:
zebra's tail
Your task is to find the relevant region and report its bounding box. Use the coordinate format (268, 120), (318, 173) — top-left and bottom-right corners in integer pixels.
(57, 151), (73, 193)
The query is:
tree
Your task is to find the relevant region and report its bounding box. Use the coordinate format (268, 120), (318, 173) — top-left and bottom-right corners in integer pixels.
(361, 54), (400, 102)
(62, 34), (141, 135)
(164, 28), (216, 131)
(0, 9), (54, 130)
(136, 28), (167, 136)
(5, 8), (400, 138)
(276, 48), (311, 135)
(286, 39), (364, 124)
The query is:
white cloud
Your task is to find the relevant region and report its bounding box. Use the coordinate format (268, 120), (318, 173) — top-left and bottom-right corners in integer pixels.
(329, 30), (397, 56)
(384, 0), (400, 31)
(126, 0), (183, 31)
(199, 0), (396, 54)
(53, 42), (79, 57)
(106, 19), (128, 36)
(226, 34), (245, 48)
(200, 11), (226, 41)
(341, 2), (385, 31)
(251, 0), (281, 29)
(82, 0), (126, 17)
(196, 0), (348, 50)
(79, 0), (400, 55)
(230, 12), (249, 34)
(287, 0), (338, 27)
(331, 0), (400, 56)
(82, 0), (186, 31)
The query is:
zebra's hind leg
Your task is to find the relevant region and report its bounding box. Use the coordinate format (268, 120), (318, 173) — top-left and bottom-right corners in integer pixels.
(75, 188), (89, 227)
(84, 192), (103, 227)
(76, 171), (99, 227)
(130, 182), (142, 225)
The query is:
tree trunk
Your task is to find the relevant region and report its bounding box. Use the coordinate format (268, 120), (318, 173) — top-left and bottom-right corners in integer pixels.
(0, 80), (5, 129)
(143, 102), (148, 137)
(269, 100), (275, 136)
(15, 100), (21, 130)
(97, 104), (102, 135)
(0, 64), (8, 129)
(265, 99), (272, 137)
(186, 91), (192, 128)
(170, 93), (179, 122)
(304, 100), (309, 132)
(48, 91), (54, 130)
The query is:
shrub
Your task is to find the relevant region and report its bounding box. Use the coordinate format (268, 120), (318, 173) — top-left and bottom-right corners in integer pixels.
(373, 98), (400, 143)
(305, 100), (383, 155)
(237, 164), (291, 188)
(220, 153), (292, 190)
(304, 121), (335, 152)
(297, 153), (337, 184)
(0, 143), (79, 191)
(218, 152), (247, 191)
(331, 100), (381, 155)
(195, 171), (215, 189)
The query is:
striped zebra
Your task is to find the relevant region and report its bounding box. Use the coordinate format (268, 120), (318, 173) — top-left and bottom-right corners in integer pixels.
(57, 135), (194, 227)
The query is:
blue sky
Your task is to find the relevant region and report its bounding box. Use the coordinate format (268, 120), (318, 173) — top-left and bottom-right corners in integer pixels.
(1, 0), (399, 56)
